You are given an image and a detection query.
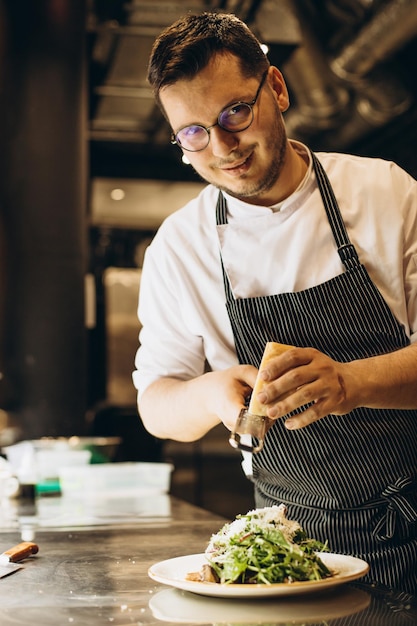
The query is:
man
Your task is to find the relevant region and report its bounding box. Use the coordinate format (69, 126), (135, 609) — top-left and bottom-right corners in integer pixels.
(133, 12), (417, 593)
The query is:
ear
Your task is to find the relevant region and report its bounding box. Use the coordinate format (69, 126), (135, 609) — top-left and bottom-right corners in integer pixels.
(268, 66), (290, 112)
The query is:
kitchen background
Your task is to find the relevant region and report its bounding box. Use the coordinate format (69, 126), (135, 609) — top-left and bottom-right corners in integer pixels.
(0, 0), (416, 518)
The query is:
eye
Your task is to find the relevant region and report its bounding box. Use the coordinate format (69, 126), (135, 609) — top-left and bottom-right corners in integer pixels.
(219, 103), (252, 129)
(179, 125), (206, 139)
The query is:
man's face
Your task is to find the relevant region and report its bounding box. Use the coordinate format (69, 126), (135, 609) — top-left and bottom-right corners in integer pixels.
(160, 54), (291, 206)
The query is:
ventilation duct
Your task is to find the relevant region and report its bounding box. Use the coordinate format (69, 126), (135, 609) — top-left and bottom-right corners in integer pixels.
(283, 0), (417, 149)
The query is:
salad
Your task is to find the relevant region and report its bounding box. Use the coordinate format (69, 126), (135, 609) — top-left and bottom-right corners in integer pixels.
(191, 504), (332, 585)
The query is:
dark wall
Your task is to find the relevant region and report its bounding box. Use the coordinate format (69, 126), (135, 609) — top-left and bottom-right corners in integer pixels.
(0, 0), (88, 438)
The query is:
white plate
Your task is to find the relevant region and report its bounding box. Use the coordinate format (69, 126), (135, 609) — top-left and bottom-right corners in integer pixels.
(148, 552), (369, 598)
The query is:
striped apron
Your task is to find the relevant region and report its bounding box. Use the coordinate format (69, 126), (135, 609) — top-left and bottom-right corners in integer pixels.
(216, 153), (417, 593)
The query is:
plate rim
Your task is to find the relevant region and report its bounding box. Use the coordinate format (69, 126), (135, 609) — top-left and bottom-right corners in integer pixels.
(148, 552), (370, 598)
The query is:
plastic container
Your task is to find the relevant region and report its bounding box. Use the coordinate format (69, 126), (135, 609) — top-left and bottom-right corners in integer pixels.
(37, 449), (92, 480)
(58, 462), (174, 498)
(2, 440), (92, 495)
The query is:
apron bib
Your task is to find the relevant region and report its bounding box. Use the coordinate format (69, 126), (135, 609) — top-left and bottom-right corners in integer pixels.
(217, 153), (417, 593)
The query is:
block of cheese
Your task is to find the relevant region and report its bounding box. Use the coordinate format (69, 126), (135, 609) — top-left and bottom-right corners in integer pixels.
(248, 342), (293, 416)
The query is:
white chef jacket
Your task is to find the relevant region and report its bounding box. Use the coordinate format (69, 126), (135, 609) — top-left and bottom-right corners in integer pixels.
(133, 142), (417, 398)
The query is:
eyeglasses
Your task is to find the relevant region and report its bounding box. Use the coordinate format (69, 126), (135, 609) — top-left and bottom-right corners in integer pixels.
(171, 70), (268, 152)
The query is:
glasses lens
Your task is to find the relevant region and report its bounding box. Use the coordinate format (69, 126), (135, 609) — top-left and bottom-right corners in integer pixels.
(218, 103), (253, 132)
(175, 125), (209, 151)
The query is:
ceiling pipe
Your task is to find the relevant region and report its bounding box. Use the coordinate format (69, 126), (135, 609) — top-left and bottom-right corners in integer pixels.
(330, 0), (417, 81)
(283, 0), (415, 149)
(283, 44), (350, 138)
(355, 67), (412, 125)
(314, 64), (412, 149)
(322, 0), (416, 148)
(281, 1), (350, 140)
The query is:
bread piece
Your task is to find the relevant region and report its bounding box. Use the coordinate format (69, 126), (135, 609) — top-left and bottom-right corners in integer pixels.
(186, 564), (219, 583)
(248, 342), (293, 416)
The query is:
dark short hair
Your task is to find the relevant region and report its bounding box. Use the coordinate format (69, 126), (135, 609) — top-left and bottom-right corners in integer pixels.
(147, 12), (270, 108)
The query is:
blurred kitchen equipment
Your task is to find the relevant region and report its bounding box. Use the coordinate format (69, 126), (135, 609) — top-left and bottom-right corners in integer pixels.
(0, 463), (19, 501)
(59, 461), (174, 498)
(29, 436), (121, 463)
(2, 437), (121, 495)
(3, 436), (120, 473)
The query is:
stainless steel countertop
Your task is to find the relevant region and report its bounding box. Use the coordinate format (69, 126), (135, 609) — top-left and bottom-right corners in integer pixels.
(0, 494), (415, 626)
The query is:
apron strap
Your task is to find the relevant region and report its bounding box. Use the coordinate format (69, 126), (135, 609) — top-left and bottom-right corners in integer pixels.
(373, 475), (417, 542)
(216, 192), (234, 301)
(216, 189), (228, 226)
(311, 153), (360, 270)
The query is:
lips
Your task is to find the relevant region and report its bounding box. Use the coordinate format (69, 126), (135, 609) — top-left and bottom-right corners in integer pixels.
(221, 153), (252, 174)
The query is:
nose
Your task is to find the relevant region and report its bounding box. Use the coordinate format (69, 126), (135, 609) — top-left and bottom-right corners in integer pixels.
(209, 125), (239, 157)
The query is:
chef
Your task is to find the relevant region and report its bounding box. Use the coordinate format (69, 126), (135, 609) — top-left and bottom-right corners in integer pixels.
(133, 12), (417, 593)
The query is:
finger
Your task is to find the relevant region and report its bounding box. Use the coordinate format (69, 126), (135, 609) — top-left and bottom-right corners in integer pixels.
(262, 371), (320, 416)
(260, 347), (314, 380)
(284, 399), (325, 430)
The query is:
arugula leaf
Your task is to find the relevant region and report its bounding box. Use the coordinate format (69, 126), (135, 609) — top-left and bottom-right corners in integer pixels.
(205, 506), (332, 585)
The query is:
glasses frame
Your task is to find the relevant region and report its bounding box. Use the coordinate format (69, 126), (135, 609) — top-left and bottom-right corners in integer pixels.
(170, 70), (268, 152)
